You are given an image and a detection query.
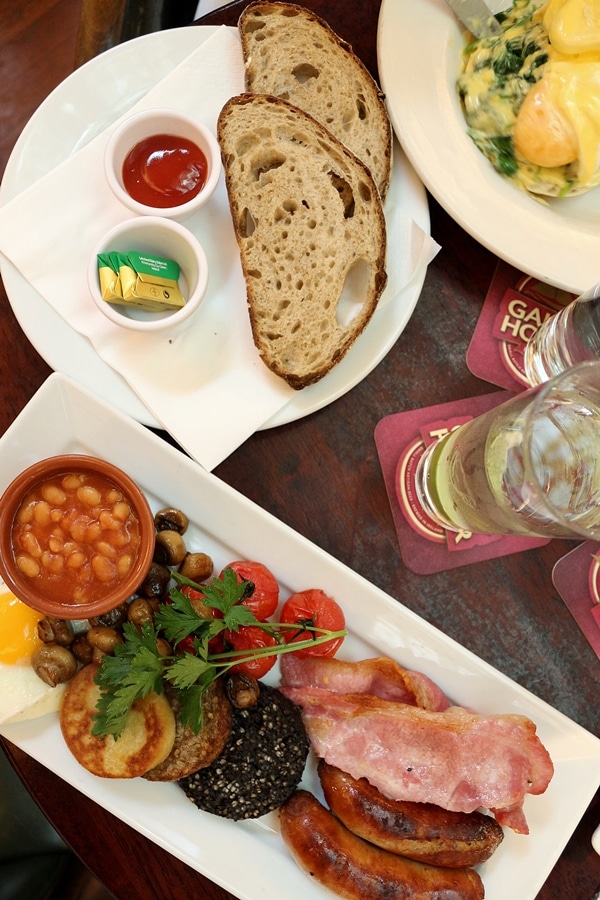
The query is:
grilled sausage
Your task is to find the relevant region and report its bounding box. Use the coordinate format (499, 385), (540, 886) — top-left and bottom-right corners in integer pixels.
(279, 790), (485, 900)
(318, 760), (504, 867)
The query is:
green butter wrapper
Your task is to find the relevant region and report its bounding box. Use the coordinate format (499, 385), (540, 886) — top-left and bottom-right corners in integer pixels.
(97, 252), (122, 301)
(97, 251), (186, 313)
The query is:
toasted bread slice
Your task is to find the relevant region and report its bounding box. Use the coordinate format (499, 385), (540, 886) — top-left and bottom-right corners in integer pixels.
(217, 93), (387, 390)
(60, 663), (175, 778)
(239, 1), (392, 200)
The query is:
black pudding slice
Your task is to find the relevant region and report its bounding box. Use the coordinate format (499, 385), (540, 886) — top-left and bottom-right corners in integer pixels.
(179, 683), (310, 820)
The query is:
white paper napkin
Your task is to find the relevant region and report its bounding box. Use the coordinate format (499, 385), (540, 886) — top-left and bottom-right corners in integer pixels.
(0, 27), (439, 470)
(195, 0), (229, 16)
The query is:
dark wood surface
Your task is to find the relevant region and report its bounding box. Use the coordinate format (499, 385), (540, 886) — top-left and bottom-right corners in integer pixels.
(0, 1), (599, 898)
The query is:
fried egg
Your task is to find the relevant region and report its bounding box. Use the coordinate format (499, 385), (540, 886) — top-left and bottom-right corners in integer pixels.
(0, 577), (65, 724)
(457, 0), (600, 197)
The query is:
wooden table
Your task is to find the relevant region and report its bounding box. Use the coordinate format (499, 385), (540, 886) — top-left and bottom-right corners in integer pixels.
(1, 1), (599, 898)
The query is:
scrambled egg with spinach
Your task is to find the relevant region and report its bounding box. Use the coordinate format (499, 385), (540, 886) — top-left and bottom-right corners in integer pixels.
(457, 0), (600, 197)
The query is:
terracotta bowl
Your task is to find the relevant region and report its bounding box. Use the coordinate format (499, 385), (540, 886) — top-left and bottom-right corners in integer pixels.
(0, 455), (155, 618)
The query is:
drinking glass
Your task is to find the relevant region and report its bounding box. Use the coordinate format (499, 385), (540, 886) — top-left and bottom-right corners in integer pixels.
(414, 361), (600, 539)
(524, 281), (600, 385)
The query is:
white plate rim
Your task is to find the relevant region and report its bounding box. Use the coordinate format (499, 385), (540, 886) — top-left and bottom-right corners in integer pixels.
(0, 372), (599, 900)
(0, 25), (429, 432)
(377, 0), (600, 295)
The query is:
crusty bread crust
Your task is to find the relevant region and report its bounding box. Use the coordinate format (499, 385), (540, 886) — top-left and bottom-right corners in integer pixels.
(217, 93), (387, 390)
(239, 1), (392, 200)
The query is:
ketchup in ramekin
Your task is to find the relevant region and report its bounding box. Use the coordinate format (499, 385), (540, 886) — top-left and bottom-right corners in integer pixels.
(122, 134), (209, 209)
(104, 109), (221, 221)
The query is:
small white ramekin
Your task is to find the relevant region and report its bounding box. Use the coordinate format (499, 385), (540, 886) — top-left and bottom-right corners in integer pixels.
(104, 107), (221, 221)
(88, 216), (208, 333)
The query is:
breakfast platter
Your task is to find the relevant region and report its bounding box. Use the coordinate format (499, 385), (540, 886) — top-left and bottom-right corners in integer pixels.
(0, 25), (429, 433)
(1, 373), (600, 900)
(377, 0), (600, 295)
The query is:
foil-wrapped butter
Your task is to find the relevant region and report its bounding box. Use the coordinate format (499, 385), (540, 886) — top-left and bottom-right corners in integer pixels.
(97, 251), (185, 312)
(97, 252), (122, 301)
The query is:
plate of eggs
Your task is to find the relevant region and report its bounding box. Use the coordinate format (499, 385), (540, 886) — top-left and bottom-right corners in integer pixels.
(377, 0), (600, 294)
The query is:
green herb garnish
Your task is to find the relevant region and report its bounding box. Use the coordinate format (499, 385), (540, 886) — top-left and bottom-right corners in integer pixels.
(92, 568), (347, 739)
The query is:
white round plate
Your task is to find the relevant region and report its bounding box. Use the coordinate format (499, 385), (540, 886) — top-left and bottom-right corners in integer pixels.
(377, 0), (600, 295)
(0, 26), (429, 431)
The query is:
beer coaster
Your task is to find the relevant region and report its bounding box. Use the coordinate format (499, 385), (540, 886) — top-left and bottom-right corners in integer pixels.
(374, 392), (550, 575)
(466, 260), (576, 392)
(552, 541), (600, 661)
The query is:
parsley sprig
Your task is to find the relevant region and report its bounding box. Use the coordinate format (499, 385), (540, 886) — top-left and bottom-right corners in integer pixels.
(92, 568), (346, 739)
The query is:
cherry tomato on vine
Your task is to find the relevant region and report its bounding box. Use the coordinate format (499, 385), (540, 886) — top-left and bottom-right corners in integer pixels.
(176, 635), (197, 655)
(181, 585), (214, 615)
(179, 585), (224, 654)
(280, 589), (346, 658)
(223, 626), (278, 678)
(220, 560), (279, 621)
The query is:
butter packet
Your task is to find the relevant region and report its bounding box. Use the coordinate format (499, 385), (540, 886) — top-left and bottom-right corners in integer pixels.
(97, 251), (185, 313)
(97, 252), (123, 302)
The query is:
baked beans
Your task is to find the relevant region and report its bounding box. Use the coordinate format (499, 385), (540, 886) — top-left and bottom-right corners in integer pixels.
(12, 470), (141, 606)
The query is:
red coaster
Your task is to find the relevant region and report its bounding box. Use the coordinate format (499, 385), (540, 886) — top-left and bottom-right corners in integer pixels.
(466, 260), (576, 391)
(552, 541), (600, 661)
(374, 393), (550, 575)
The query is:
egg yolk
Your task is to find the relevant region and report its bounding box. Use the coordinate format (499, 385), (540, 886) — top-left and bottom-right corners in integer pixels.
(515, 61), (600, 177)
(544, 0), (600, 56)
(512, 1), (600, 175)
(0, 590), (43, 665)
(514, 74), (579, 167)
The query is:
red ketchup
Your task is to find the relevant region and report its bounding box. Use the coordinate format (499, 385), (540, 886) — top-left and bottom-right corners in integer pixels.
(122, 133), (209, 208)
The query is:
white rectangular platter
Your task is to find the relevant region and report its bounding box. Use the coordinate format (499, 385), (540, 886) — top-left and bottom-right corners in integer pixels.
(1, 373), (599, 900)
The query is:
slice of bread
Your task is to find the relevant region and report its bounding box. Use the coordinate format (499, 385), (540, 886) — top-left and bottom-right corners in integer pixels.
(239, 1), (392, 200)
(217, 93), (388, 390)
